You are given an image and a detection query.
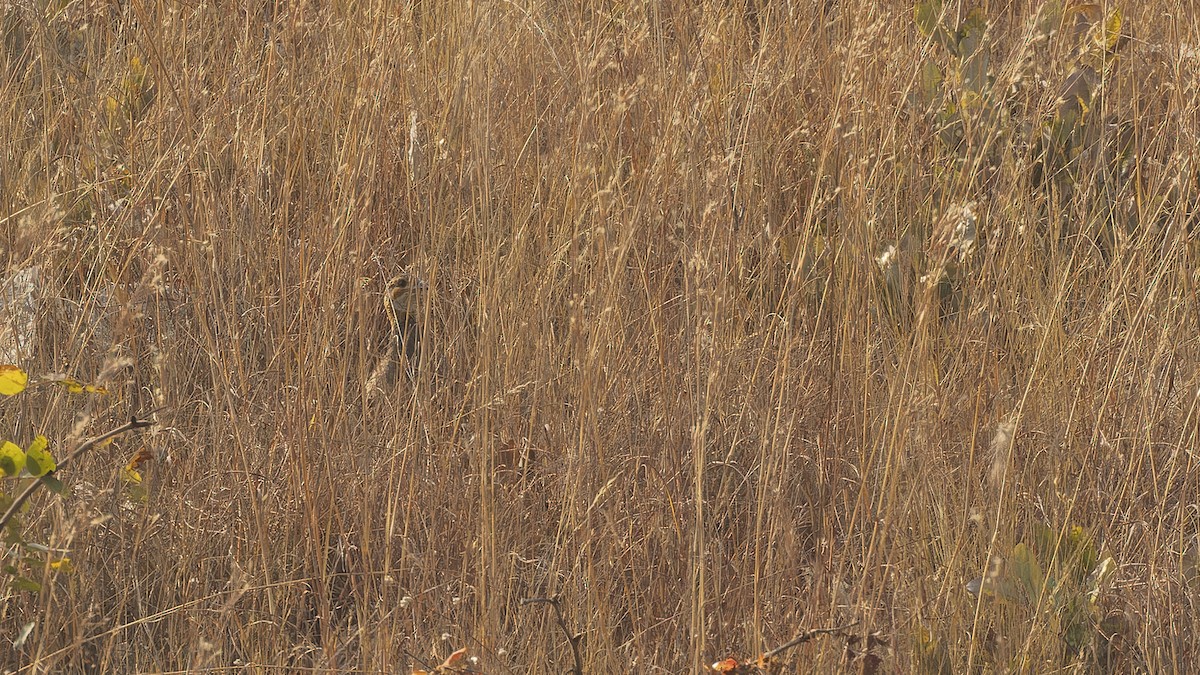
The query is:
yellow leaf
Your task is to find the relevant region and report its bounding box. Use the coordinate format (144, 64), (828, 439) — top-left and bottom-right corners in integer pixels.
(0, 365), (29, 395)
(776, 234), (800, 264)
(1091, 8), (1123, 52)
(25, 435), (56, 477)
(120, 465), (142, 485)
(49, 557), (73, 573)
(0, 440), (27, 476)
(44, 374), (110, 395)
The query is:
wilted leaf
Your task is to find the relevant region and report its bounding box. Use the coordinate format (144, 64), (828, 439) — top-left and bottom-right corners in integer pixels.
(13, 622), (33, 649)
(440, 648), (468, 667)
(25, 435), (55, 477)
(710, 658), (740, 673)
(0, 365), (28, 395)
(1089, 8), (1125, 54)
(43, 373), (110, 395)
(415, 647), (468, 674)
(0, 441), (26, 476)
(120, 465), (142, 486)
(126, 447), (153, 472)
(1099, 613), (1131, 639)
(1087, 556), (1116, 602)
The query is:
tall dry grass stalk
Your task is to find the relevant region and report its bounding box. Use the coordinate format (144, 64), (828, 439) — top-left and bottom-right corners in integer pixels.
(0, 1), (1197, 671)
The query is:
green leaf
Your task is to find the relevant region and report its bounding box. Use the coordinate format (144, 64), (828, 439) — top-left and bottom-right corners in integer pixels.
(40, 474), (65, 495)
(914, 625), (953, 675)
(1035, 0), (1066, 39)
(3, 523), (24, 545)
(1060, 591), (1093, 652)
(1010, 543), (1045, 601)
(914, 0), (944, 37)
(919, 60), (943, 104)
(0, 441), (27, 477)
(25, 435), (55, 477)
(957, 9), (990, 94)
(1063, 525), (1099, 583)
(914, 0), (957, 54)
(11, 575), (42, 592)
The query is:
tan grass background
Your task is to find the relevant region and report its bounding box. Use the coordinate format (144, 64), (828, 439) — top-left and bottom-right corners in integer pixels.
(1, 1), (1198, 672)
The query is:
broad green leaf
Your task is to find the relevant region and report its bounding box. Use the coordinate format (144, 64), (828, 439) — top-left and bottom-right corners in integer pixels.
(0, 441), (26, 476)
(918, 60), (943, 104)
(1064, 525), (1099, 582)
(914, 625), (953, 675)
(1010, 543), (1045, 601)
(11, 575), (42, 593)
(957, 9), (990, 94)
(40, 474), (65, 495)
(1061, 592), (1093, 652)
(0, 365), (28, 396)
(25, 435), (55, 477)
(914, 0), (943, 37)
(966, 573), (1022, 603)
(1035, 0), (1066, 39)
(914, 0), (957, 54)
(125, 483), (149, 504)
(3, 523), (24, 545)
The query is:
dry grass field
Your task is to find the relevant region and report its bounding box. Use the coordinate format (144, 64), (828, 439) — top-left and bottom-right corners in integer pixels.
(1, 0), (1198, 672)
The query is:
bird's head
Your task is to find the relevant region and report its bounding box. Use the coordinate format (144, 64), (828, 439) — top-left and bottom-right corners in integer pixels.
(385, 270), (428, 321)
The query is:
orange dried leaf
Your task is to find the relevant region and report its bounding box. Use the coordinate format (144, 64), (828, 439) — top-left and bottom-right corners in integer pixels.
(126, 447), (154, 471)
(439, 647), (468, 669)
(710, 658), (740, 673)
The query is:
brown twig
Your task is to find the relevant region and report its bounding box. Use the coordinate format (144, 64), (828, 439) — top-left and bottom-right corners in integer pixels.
(521, 596), (583, 675)
(762, 621), (860, 660)
(0, 411), (159, 531)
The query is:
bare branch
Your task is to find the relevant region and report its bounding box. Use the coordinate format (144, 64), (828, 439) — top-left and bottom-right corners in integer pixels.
(521, 596), (583, 675)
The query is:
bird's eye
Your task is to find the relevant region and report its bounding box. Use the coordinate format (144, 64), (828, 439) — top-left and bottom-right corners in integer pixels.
(396, 278), (408, 288)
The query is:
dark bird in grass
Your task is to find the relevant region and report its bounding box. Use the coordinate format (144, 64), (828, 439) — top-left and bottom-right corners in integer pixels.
(366, 269), (428, 399)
